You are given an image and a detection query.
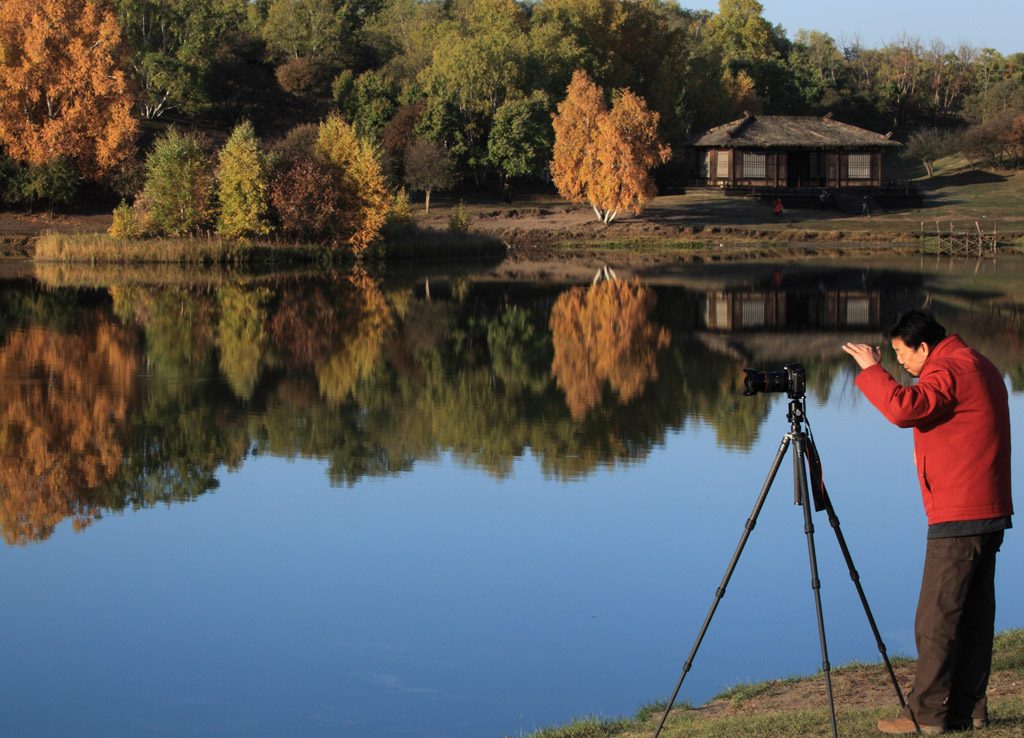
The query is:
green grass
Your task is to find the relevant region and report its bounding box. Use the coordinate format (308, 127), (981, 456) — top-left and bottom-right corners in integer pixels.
(516, 628), (1024, 738)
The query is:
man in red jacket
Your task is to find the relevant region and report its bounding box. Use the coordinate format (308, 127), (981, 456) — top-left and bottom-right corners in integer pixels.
(843, 308), (1012, 735)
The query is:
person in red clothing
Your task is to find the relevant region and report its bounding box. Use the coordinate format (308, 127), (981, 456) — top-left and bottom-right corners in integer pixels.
(843, 308), (1012, 736)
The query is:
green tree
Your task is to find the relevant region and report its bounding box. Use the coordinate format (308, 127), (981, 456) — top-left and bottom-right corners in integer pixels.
(113, 0), (247, 118)
(901, 128), (951, 177)
(788, 30), (846, 109)
(417, 0), (533, 178)
(19, 158), (79, 214)
(488, 91), (555, 178)
(216, 121), (272, 239)
(140, 128), (217, 236)
(262, 0), (346, 60)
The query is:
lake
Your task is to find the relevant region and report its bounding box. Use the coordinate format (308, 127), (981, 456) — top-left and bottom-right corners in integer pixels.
(1, 255), (1022, 738)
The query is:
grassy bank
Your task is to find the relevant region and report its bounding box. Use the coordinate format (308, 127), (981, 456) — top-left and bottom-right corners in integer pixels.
(515, 628), (1024, 738)
(30, 227), (507, 264)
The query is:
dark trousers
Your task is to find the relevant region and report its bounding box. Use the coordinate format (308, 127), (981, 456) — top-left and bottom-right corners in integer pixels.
(902, 531), (1003, 728)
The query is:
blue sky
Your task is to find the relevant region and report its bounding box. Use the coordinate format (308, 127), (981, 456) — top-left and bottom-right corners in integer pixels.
(693, 0), (1022, 55)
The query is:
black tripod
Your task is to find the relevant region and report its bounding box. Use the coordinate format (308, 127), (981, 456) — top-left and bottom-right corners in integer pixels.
(652, 388), (907, 738)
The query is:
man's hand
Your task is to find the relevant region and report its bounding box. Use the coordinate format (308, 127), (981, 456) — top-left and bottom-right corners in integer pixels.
(843, 342), (881, 370)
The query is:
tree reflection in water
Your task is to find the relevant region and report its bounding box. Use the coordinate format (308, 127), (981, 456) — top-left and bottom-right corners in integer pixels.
(0, 316), (139, 543)
(7, 260), (1024, 544)
(550, 278), (670, 420)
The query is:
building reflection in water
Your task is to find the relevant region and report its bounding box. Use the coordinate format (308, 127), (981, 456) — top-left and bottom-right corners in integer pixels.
(701, 288), (881, 332)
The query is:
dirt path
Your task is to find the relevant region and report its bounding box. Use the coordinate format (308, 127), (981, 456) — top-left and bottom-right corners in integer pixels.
(680, 665), (1021, 721)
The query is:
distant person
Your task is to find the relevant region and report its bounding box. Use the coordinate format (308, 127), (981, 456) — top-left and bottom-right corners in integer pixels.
(503, 181), (514, 205)
(819, 189), (829, 211)
(861, 195), (870, 217)
(843, 309), (1012, 736)
(773, 198), (783, 217)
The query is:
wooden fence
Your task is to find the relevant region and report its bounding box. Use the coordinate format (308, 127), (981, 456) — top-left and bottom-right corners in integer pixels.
(922, 220), (998, 257)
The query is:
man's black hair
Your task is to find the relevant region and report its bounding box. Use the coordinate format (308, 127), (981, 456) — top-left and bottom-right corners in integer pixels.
(887, 308), (947, 350)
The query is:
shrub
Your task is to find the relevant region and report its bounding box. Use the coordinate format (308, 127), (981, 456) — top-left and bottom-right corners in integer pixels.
(384, 188), (414, 231)
(269, 153), (346, 243)
(21, 157), (79, 212)
(275, 55), (338, 98)
(108, 200), (147, 238)
(448, 201), (471, 233)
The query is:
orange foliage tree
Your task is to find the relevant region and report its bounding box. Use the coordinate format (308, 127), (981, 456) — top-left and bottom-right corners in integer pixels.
(0, 317), (140, 544)
(549, 277), (671, 420)
(551, 70), (670, 224)
(0, 0), (138, 179)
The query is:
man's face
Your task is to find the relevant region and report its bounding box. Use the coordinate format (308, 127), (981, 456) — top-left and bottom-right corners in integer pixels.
(892, 337), (929, 377)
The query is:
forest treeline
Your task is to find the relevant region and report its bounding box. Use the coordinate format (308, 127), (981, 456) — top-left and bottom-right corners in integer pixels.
(1, 0), (1023, 238)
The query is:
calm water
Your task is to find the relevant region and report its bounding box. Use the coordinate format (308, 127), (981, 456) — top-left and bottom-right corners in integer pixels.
(1, 256), (1023, 738)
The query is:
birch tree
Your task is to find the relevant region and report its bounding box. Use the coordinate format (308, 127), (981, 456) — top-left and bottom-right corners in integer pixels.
(551, 70), (670, 224)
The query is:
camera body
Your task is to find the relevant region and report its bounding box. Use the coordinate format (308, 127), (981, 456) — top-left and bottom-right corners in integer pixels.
(743, 363), (806, 399)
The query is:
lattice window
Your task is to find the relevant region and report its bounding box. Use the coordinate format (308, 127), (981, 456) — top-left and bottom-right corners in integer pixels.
(742, 152), (766, 179)
(848, 153), (871, 179)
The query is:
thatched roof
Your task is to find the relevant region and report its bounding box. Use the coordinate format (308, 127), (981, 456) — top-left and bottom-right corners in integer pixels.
(690, 114), (900, 150)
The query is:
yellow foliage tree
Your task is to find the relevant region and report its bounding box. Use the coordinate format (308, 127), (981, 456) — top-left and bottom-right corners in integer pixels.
(549, 278), (670, 420)
(317, 271), (395, 404)
(551, 70), (670, 224)
(316, 113), (393, 254)
(0, 0), (138, 179)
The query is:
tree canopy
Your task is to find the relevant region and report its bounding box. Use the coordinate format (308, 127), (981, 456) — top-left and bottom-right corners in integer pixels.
(0, 0), (138, 179)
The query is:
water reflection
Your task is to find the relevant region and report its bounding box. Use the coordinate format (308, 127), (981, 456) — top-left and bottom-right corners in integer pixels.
(2, 259), (1024, 546)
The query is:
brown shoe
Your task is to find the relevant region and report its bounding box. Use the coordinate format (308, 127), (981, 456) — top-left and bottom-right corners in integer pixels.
(877, 716), (944, 734)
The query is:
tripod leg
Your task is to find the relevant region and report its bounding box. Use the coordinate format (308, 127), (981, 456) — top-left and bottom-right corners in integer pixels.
(794, 433), (839, 738)
(819, 487), (908, 710)
(651, 434), (791, 738)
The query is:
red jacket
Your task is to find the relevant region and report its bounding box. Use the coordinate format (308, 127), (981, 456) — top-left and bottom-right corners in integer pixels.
(855, 334), (1013, 525)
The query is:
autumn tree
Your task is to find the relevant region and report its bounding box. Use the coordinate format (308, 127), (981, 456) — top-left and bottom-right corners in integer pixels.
(314, 113), (392, 253)
(270, 153), (348, 243)
(551, 70), (670, 224)
(0, 0), (138, 180)
(216, 121), (272, 239)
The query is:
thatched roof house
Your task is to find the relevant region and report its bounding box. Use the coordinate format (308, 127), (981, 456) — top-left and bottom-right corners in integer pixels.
(690, 114), (901, 190)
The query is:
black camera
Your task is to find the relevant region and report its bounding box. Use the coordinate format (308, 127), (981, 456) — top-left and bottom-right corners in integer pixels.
(743, 363), (806, 398)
